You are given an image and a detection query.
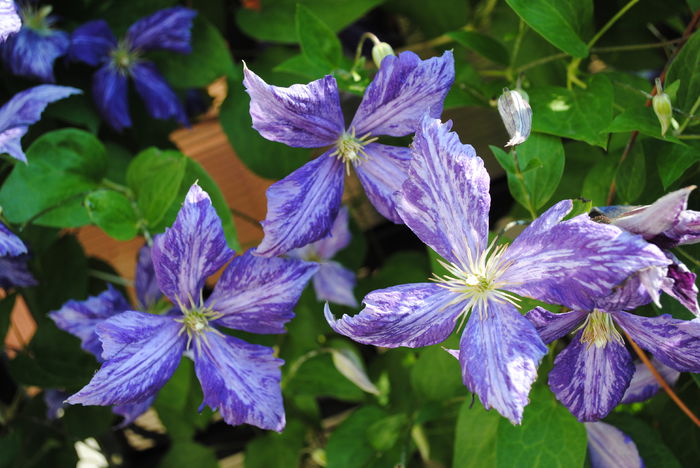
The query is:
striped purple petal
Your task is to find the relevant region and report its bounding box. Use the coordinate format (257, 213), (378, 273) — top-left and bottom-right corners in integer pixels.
(500, 200), (670, 311)
(313, 261), (357, 307)
(313, 206), (352, 260)
(0, 254), (36, 288)
(0, 222), (26, 256)
(666, 209), (700, 246)
(92, 64), (130, 131)
(459, 299), (547, 424)
(207, 251), (317, 334)
(396, 117), (489, 265)
(0, 0), (20, 43)
(613, 311), (700, 372)
(68, 20), (116, 66)
(66, 311), (185, 406)
(350, 50), (454, 137)
(526, 307), (587, 344)
(243, 66), (344, 148)
(113, 395), (155, 428)
(355, 143), (411, 224)
(49, 285), (130, 358)
(2, 27), (69, 82)
(586, 422), (643, 468)
(255, 154), (344, 257)
(152, 183), (234, 308)
(125, 7), (196, 54)
(325, 283), (462, 348)
(194, 332), (284, 431)
(548, 330), (634, 421)
(131, 61), (188, 126)
(135, 244), (161, 310)
(621, 358), (680, 404)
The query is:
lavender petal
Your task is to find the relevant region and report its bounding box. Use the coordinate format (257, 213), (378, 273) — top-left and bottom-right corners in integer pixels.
(313, 205), (352, 260)
(0, 255), (37, 288)
(0, 0), (20, 43)
(68, 20), (116, 66)
(2, 28), (69, 82)
(313, 261), (358, 307)
(609, 187), (692, 241)
(125, 7), (196, 54)
(92, 64), (131, 131)
(131, 61), (188, 126)
(621, 358), (680, 404)
(355, 143), (411, 223)
(0, 222), (26, 256)
(585, 422), (643, 468)
(526, 307), (587, 344)
(135, 244), (162, 310)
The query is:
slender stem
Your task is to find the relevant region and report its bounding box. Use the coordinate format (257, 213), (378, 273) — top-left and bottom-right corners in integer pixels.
(281, 349), (326, 389)
(678, 134), (700, 139)
(19, 191), (91, 231)
(396, 33), (457, 53)
(606, 132), (639, 204)
(511, 149), (538, 220)
(510, 20), (527, 66)
(676, 95), (700, 134)
(353, 32), (382, 66)
(591, 38), (681, 52)
(587, 0), (640, 49)
(623, 330), (700, 427)
(675, 247), (700, 267)
(230, 207), (262, 229)
(516, 53), (567, 73)
(88, 269), (133, 287)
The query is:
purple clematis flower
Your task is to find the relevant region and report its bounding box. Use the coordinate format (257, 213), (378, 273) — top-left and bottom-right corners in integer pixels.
(595, 187), (700, 315)
(288, 206), (357, 307)
(68, 7), (195, 131)
(1, 3), (69, 82)
(0, 221), (36, 288)
(1, 84), (81, 163)
(65, 184), (318, 431)
(243, 50), (454, 257)
(585, 421), (643, 468)
(527, 272), (700, 422)
(325, 117), (670, 423)
(0, 0), (20, 43)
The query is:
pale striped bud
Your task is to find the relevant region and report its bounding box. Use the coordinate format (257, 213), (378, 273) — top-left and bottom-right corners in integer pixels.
(371, 42), (395, 68)
(497, 88), (532, 147)
(652, 79), (673, 136)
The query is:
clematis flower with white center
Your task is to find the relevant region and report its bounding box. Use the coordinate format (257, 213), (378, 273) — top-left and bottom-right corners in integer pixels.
(325, 117), (670, 423)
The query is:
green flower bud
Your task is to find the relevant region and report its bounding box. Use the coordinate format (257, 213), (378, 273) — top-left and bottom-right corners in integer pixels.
(371, 42), (395, 68)
(497, 88), (532, 147)
(652, 79), (673, 136)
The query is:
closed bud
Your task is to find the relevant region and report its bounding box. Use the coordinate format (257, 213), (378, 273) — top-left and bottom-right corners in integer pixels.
(371, 42), (395, 68)
(652, 79), (673, 136)
(497, 88), (532, 147)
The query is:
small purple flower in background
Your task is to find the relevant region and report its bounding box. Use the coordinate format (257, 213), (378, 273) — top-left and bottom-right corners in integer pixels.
(325, 117), (670, 423)
(289, 206), (357, 307)
(0, 84), (80, 163)
(69, 7), (195, 131)
(1, 2), (69, 82)
(585, 421), (643, 468)
(65, 184), (317, 431)
(243, 50), (454, 257)
(527, 272), (700, 422)
(0, 221), (36, 288)
(0, 0), (21, 43)
(595, 187), (700, 315)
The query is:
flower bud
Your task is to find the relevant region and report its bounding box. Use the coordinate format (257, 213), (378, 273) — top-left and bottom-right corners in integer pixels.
(652, 79), (673, 136)
(371, 42), (395, 68)
(497, 88), (532, 147)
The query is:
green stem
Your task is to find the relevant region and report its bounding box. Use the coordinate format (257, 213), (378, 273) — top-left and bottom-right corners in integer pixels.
(676, 94), (700, 134)
(281, 349), (327, 389)
(88, 269), (133, 287)
(101, 178), (153, 244)
(19, 191), (91, 231)
(100, 178), (132, 196)
(507, 19), (527, 81)
(511, 149), (537, 220)
(675, 247), (700, 267)
(353, 32), (382, 66)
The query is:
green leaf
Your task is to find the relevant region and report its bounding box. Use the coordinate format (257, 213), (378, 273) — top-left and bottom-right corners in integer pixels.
(151, 15), (234, 88)
(274, 54), (327, 80)
(236, 0), (384, 44)
(385, 0), (469, 38)
(43, 94), (100, 133)
(604, 413), (682, 468)
(62, 406), (113, 440)
(453, 399), (501, 468)
(666, 29), (700, 114)
(126, 147), (187, 227)
(85, 190), (139, 241)
(607, 107), (684, 144)
(582, 160), (616, 206)
(495, 384), (587, 467)
(368, 414), (408, 451)
(284, 353), (365, 401)
(447, 31), (510, 65)
(650, 139), (700, 189)
(159, 442), (218, 468)
(614, 144), (646, 203)
(490, 133), (565, 213)
(296, 4), (342, 73)
(219, 66), (310, 180)
(245, 420), (306, 468)
(529, 74), (614, 147)
(506, 0), (591, 58)
(411, 346), (464, 402)
(0, 129), (107, 227)
(330, 347), (380, 395)
(326, 406), (388, 468)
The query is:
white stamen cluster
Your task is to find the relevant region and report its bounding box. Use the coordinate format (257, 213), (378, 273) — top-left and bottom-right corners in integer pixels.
(174, 293), (224, 351)
(329, 128), (378, 175)
(434, 241), (518, 322)
(578, 310), (624, 349)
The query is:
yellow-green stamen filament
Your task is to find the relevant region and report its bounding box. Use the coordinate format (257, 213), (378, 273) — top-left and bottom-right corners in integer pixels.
(174, 295), (224, 351)
(329, 128), (378, 175)
(578, 310), (624, 348)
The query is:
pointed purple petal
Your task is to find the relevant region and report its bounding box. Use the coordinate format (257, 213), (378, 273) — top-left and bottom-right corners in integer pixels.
(2, 28), (69, 82)
(66, 311), (184, 406)
(355, 143), (411, 223)
(325, 283), (462, 348)
(500, 200), (670, 310)
(621, 358), (680, 404)
(68, 20), (116, 66)
(396, 117), (489, 265)
(548, 330), (634, 421)
(152, 183), (234, 307)
(92, 65), (130, 131)
(586, 422), (643, 468)
(113, 395), (155, 428)
(243, 67), (344, 147)
(126, 7), (196, 53)
(255, 154), (344, 257)
(312, 206), (352, 260)
(0, 84), (81, 162)
(613, 311), (700, 372)
(131, 61), (188, 126)
(666, 209), (700, 246)
(135, 244), (162, 310)
(459, 299), (547, 424)
(49, 285), (130, 358)
(313, 261), (358, 307)
(194, 332), (284, 431)
(609, 187), (692, 241)
(526, 307), (587, 344)
(207, 251), (317, 334)
(0, 255), (36, 288)
(664, 258), (699, 316)
(0, 0), (21, 43)
(0, 222), (27, 256)
(350, 51), (454, 137)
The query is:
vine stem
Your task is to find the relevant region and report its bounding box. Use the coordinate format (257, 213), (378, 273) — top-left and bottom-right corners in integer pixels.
(623, 330), (700, 427)
(676, 94), (700, 134)
(511, 149), (538, 220)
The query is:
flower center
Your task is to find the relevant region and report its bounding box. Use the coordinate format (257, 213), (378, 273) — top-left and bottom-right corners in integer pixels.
(110, 41), (140, 74)
(22, 5), (54, 34)
(174, 296), (223, 350)
(578, 310), (624, 348)
(434, 241), (517, 321)
(329, 128), (378, 175)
